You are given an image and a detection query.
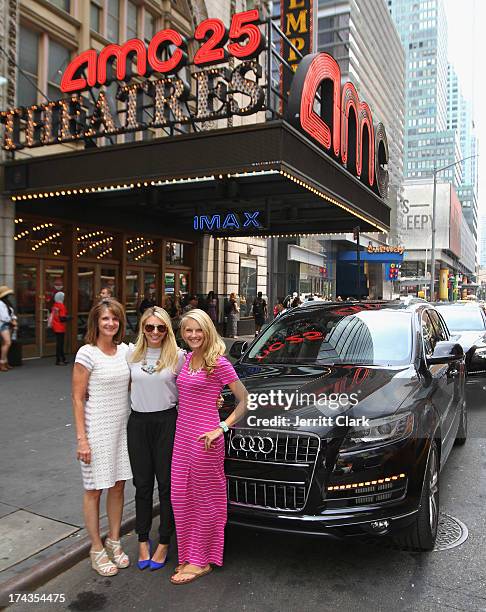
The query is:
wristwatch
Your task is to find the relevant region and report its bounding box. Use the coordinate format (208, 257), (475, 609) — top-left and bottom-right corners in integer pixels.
(219, 421), (229, 433)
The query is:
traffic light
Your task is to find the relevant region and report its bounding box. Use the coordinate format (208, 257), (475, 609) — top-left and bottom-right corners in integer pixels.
(388, 263), (401, 280)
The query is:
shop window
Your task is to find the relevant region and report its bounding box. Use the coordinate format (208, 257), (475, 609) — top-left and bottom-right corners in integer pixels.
(76, 227), (115, 259)
(166, 242), (186, 265)
(47, 40), (71, 100)
(239, 256), (257, 318)
(18, 26), (39, 107)
(101, 268), (117, 297)
(126, 236), (156, 263)
(14, 218), (65, 257)
(165, 272), (175, 294)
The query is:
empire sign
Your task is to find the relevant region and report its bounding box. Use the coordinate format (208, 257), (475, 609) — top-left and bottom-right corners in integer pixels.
(0, 10), (266, 151)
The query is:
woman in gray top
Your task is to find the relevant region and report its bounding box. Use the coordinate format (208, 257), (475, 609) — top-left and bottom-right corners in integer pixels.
(127, 306), (185, 571)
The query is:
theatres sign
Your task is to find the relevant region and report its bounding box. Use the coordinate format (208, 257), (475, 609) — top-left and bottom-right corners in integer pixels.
(0, 10), (266, 151)
(286, 53), (390, 198)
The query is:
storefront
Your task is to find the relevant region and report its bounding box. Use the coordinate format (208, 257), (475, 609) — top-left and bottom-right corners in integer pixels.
(1, 11), (391, 356)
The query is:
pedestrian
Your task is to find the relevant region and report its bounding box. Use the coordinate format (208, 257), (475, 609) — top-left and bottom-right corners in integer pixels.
(72, 298), (132, 577)
(252, 291), (267, 335)
(205, 291), (218, 324)
(226, 292), (239, 338)
(139, 289), (156, 315)
(273, 297), (286, 318)
(50, 291), (68, 365)
(0, 286), (17, 372)
(126, 306), (185, 571)
(170, 309), (248, 584)
(291, 293), (301, 308)
(183, 295), (198, 313)
(99, 286), (113, 299)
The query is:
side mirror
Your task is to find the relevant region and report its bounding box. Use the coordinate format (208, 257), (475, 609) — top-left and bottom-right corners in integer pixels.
(229, 340), (248, 359)
(428, 341), (464, 365)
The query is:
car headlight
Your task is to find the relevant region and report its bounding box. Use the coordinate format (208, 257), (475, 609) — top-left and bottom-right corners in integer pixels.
(340, 412), (414, 453)
(473, 346), (486, 359)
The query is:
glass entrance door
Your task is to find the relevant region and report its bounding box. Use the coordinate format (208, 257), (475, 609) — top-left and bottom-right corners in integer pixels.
(15, 259), (68, 358)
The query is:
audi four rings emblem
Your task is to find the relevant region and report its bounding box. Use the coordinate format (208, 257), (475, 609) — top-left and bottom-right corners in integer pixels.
(230, 434), (275, 454)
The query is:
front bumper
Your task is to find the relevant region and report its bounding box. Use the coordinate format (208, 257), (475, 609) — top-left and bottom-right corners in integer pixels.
(224, 428), (427, 538)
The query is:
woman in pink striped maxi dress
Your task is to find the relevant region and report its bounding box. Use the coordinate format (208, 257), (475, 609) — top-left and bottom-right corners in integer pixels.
(170, 309), (248, 585)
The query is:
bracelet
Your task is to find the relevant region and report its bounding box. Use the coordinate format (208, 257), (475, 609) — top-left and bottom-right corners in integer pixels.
(219, 421), (229, 433)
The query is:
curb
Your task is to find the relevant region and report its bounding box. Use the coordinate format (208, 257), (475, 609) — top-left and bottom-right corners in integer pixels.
(0, 503), (157, 609)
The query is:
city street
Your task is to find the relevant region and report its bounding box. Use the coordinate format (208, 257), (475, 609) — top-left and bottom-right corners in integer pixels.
(4, 377), (486, 612)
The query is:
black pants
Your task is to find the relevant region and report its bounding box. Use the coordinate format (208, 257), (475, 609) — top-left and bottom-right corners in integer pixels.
(127, 408), (177, 545)
(55, 332), (65, 363)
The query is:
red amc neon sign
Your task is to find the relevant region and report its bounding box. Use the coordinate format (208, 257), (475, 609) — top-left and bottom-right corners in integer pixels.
(286, 53), (390, 199)
(61, 10), (265, 93)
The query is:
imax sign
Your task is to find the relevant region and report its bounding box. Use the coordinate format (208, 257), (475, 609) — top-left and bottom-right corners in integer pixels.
(193, 211), (262, 231)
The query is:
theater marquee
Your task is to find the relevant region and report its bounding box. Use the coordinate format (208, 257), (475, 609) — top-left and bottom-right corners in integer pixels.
(0, 9), (266, 151)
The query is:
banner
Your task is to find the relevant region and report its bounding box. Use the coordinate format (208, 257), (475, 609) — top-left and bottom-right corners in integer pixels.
(281, 0), (313, 105)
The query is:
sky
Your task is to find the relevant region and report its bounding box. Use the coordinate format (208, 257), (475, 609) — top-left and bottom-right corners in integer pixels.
(443, 0), (484, 215)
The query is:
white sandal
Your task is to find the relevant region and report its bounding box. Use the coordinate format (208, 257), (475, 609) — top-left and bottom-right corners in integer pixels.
(105, 537), (130, 569)
(90, 548), (118, 576)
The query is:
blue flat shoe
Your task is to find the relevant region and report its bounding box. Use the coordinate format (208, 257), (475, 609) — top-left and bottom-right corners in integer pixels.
(150, 556), (168, 571)
(137, 540), (151, 570)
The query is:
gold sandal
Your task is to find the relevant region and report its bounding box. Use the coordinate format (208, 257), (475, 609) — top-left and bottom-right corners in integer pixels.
(90, 548), (118, 576)
(105, 537), (130, 569)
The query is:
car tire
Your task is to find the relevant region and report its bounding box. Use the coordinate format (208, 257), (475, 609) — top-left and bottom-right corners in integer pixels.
(393, 441), (439, 552)
(454, 400), (467, 446)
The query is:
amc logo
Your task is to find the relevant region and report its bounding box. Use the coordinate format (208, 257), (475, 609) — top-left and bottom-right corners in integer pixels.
(286, 53), (389, 198)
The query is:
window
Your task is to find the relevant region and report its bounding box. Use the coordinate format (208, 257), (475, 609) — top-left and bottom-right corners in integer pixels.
(239, 256), (257, 318)
(107, 0), (120, 42)
(144, 10), (156, 43)
(166, 242), (184, 265)
(90, 1), (102, 33)
(127, 1), (138, 39)
(47, 0), (70, 11)
(47, 40), (70, 100)
(421, 312), (437, 356)
(18, 26), (39, 106)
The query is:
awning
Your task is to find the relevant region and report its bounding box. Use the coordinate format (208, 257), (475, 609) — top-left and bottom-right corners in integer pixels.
(4, 120), (390, 236)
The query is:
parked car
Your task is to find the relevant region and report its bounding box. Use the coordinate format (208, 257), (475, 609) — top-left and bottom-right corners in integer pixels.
(223, 301), (466, 551)
(433, 301), (486, 376)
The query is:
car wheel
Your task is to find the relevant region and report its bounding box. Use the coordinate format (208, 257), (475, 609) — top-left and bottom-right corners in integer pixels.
(393, 441), (439, 552)
(454, 399), (467, 446)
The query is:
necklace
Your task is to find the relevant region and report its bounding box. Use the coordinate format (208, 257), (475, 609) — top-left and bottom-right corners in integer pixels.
(188, 358), (203, 376)
(141, 354), (160, 375)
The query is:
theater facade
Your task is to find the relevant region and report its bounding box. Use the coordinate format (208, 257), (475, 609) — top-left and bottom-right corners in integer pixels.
(1, 10), (391, 357)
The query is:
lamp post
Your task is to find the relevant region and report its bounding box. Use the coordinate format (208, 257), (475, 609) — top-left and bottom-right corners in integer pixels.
(429, 154), (478, 300)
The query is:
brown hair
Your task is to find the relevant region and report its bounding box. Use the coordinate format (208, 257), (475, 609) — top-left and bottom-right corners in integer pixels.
(85, 298), (126, 345)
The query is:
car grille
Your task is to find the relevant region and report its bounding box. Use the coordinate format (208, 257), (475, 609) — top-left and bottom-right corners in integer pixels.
(227, 476), (307, 511)
(226, 428), (320, 465)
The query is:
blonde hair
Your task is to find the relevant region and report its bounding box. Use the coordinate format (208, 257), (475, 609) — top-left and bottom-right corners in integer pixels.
(181, 308), (226, 375)
(130, 306), (180, 373)
(86, 299), (126, 345)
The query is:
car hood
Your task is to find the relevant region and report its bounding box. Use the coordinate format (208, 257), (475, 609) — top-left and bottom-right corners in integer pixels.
(226, 361), (416, 435)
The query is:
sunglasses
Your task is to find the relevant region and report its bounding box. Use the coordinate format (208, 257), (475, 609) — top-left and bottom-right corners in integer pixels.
(144, 324), (167, 333)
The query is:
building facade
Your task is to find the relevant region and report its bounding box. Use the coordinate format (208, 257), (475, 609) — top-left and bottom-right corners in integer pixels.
(1, 0), (271, 358)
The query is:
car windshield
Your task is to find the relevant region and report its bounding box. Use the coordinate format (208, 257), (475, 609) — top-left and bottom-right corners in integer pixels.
(435, 306), (485, 332)
(246, 306), (413, 366)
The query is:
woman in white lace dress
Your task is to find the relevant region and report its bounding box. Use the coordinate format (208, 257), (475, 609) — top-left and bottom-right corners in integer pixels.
(72, 299), (132, 577)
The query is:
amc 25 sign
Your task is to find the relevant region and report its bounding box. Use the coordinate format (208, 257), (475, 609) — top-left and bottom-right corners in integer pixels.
(0, 10), (266, 151)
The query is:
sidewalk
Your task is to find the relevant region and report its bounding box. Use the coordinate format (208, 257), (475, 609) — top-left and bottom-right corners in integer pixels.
(0, 335), (253, 604)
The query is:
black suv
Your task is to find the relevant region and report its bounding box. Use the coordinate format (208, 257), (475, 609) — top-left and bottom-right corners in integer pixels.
(223, 301), (466, 551)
